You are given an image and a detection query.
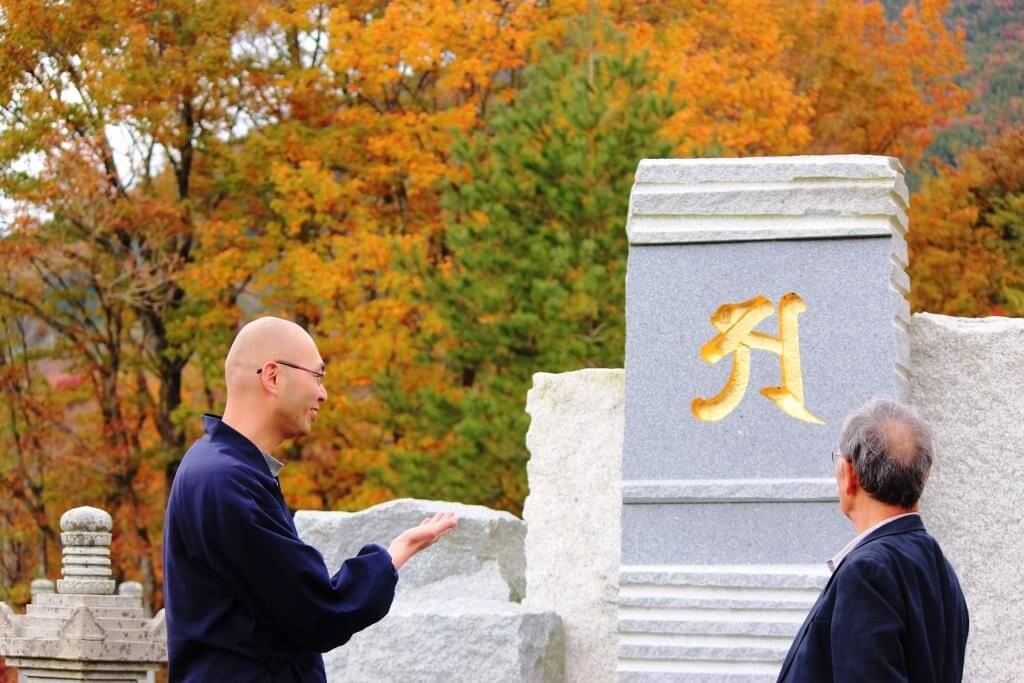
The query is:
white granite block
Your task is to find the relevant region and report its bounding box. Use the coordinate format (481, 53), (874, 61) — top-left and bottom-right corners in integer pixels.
(523, 369), (624, 683)
(911, 312), (1024, 682)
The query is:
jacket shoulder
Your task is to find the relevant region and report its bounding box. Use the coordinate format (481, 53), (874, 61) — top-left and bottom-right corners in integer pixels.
(170, 438), (267, 509)
(851, 527), (938, 567)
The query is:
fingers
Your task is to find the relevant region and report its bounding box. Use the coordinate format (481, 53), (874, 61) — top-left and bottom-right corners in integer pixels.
(423, 511), (458, 538)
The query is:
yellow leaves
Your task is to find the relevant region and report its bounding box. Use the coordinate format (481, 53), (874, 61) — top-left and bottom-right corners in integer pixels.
(909, 127), (1024, 317)
(329, 0), (539, 107)
(789, 0), (967, 165)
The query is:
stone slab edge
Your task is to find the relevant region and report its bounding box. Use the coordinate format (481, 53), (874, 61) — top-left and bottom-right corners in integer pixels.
(621, 478), (838, 504)
(626, 155), (908, 245)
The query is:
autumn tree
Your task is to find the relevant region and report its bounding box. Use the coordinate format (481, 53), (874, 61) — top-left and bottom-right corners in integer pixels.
(197, 0), (546, 511)
(0, 0), (286, 603)
(786, 0), (968, 167)
(529, 0), (966, 165)
(915, 0), (1024, 166)
(0, 0), (975, 619)
(379, 34), (676, 511)
(909, 125), (1024, 316)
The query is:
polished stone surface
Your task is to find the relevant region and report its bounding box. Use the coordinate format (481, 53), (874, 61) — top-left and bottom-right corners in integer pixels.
(619, 155), (908, 680)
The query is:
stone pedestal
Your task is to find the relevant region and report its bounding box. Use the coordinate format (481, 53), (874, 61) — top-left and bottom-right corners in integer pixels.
(620, 156), (909, 680)
(0, 507), (166, 682)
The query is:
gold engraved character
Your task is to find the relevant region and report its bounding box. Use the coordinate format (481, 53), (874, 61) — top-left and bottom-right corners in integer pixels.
(692, 292), (824, 425)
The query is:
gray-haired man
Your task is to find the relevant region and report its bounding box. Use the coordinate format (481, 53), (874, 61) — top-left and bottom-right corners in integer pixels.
(778, 398), (969, 682)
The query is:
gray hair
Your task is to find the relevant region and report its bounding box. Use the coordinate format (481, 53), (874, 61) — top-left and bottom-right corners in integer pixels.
(838, 398), (934, 508)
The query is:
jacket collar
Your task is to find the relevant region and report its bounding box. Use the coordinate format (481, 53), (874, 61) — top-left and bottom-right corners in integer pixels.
(202, 413), (273, 477)
(855, 511), (925, 548)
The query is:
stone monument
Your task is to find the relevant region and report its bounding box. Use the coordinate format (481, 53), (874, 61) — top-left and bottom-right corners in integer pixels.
(0, 506), (167, 682)
(619, 156), (909, 680)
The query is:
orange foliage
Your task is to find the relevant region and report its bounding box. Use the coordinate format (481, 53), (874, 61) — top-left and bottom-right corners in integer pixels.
(0, 0), (968, 620)
(909, 126), (1024, 315)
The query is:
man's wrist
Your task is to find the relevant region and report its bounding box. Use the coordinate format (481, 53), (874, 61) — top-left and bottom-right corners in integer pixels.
(387, 538), (410, 571)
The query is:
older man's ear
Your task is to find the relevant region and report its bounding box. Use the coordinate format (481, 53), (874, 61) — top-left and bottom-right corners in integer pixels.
(839, 459), (859, 497)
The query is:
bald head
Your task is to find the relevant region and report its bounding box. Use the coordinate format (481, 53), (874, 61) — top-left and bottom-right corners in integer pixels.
(838, 398), (934, 508)
(880, 419), (918, 464)
(225, 317), (320, 394)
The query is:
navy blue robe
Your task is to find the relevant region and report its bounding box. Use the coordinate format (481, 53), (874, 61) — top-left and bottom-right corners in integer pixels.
(778, 514), (969, 682)
(163, 415), (397, 682)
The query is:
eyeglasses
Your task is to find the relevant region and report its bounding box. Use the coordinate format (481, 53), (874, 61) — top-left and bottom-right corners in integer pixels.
(257, 360), (326, 386)
(831, 448), (841, 465)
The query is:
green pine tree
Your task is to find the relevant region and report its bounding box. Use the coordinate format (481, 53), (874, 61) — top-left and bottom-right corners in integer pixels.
(381, 34), (677, 513)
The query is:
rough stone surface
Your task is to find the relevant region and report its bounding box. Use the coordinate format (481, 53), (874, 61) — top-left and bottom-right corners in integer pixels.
(628, 155), (908, 245)
(60, 506), (113, 533)
(910, 313), (1024, 683)
(0, 506), (166, 679)
(323, 599), (563, 683)
(118, 582), (143, 597)
(298, 499), (562, 682)
(523, 369), (624, 683)
(0, 603), (15, 636)
(296, 498), (525, 602)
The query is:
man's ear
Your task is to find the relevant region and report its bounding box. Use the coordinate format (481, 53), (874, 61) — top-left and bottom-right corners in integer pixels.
(258, 362), (281, 396)
(842, 459), (859, 497)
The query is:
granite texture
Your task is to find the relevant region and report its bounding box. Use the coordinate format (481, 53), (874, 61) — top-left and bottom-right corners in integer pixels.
(523, 369), (624, 683)
(911, 313), (1024, 683)
(618, 564), (828, 681)
(621, 478), (837, 503)
(633, 156), (906, 188)
(624, 237), (904, 482)
(296, 498), (564, 682)
(60, 507), (113, 533)
(628, 156), (907, 245)
(322, 599), (563, 683)
(618, 155), (908, 679)
(0, 506), (166, 679)
(295, 498), (525, 602)
(621, 502), (848, 565)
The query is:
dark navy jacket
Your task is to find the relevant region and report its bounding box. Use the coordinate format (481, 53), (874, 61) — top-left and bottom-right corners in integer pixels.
(163, 415), (398, 682)
(778, 515), (969, 682)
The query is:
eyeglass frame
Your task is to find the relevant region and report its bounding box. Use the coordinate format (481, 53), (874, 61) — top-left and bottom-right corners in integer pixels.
(256, 360), (326, 386)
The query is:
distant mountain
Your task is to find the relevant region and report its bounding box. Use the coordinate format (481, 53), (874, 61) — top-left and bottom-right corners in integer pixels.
(886, 0), (1024, 169)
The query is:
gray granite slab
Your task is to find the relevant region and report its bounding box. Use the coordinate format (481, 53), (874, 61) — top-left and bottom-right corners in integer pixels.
(624, 237), (902, 481)
(621, 501), (850, 565)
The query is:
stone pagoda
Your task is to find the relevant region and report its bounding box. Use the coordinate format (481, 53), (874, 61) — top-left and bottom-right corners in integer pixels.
(0, 506), (167, 682)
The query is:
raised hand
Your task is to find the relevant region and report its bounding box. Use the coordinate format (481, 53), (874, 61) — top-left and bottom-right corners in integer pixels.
(387, 511), (458, 571)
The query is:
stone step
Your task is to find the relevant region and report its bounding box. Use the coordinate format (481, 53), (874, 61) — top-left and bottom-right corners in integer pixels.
(618, 635), (792, 663)
(620, 565), (829, 590)
(619, 594), (816, 612)
(32, 593), (138, 608)
(26, 604), (147, 620)
(617, 665), (779, 683)
(616, 565), (821, 677)
(619, 617), (801, 638)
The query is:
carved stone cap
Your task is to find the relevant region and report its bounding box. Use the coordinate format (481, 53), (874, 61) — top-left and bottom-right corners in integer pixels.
(60, 506), (113, 533)
(627, 154), (908, 245)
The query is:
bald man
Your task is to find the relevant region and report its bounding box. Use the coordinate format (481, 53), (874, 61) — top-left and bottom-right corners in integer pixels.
(163, 317), (457, 682)
(777, 398), (968, 682)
